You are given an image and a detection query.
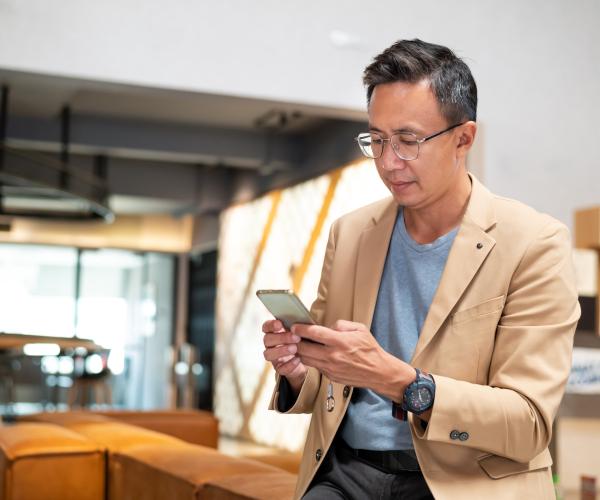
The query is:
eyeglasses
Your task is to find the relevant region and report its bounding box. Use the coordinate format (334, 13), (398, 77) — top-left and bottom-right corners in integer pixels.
(354, 122), (465, 161)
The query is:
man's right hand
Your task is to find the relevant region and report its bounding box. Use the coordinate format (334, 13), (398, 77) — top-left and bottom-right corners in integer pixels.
(262, 319), (307, 396)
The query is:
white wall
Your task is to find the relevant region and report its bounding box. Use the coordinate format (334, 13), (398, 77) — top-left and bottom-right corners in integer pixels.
(1, 0), (599, 229)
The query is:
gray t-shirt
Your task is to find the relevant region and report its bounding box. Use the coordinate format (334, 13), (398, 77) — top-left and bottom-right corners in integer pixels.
(341, 208), (458, 450)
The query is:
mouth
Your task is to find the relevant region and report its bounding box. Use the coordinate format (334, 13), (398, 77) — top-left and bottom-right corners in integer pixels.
(388, 179), (415, 187)
(387, 179), (416, 195)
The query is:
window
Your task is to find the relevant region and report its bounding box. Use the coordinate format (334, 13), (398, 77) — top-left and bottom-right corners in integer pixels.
(0, 244), (77, 337)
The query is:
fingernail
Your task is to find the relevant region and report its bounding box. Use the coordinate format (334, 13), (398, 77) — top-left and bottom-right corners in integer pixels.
(291, 334), (300, 342)
(287, 344), (297, 354)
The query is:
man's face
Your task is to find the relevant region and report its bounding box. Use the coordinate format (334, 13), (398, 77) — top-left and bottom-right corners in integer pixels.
(368, 80), (466, 210)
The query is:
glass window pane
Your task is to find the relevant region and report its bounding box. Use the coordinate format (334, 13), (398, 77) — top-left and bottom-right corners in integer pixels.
(0, 244), (77, 337)
(76, 249), (175, 409)
(76, 249), (145, 347)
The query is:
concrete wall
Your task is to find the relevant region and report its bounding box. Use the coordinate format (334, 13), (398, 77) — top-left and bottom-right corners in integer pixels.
(1, 0), (599, 229)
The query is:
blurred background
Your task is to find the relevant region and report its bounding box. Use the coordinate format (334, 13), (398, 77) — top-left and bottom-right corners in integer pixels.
(0, 0), (599, 496)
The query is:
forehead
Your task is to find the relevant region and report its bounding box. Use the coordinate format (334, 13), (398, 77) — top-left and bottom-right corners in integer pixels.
(368, 80), (444, 131)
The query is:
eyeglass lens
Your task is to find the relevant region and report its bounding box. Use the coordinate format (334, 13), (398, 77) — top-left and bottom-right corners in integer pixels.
(357, 133), (419, 160)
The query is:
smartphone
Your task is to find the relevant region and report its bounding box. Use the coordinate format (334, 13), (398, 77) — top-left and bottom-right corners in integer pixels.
(256, 289), (315, 331)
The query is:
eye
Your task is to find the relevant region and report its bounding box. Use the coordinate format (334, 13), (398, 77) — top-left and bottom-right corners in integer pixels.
(399, 138), (418, 146)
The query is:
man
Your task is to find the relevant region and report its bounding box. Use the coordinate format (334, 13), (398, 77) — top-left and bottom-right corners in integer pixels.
(262, 39), (580, 499)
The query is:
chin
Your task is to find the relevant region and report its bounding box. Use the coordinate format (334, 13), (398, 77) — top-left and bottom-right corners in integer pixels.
(388, 183), (419, 205)
(390, 194), (417, 208)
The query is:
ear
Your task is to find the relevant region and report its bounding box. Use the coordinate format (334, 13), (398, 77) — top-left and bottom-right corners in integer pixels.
(456, 121), (477, 158)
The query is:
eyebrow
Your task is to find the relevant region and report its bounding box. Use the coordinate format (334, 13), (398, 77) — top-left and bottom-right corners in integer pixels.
(368, 125), (419, 134)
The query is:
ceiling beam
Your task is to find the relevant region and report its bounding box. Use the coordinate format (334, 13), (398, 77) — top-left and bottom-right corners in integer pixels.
(6, 113), (303, 170)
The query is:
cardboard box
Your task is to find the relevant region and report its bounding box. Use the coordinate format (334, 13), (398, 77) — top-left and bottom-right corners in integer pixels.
(575, 207), (600, 249)
(573, 249), (599, 335)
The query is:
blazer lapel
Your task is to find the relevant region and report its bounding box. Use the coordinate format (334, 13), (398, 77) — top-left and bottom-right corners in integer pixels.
(412, 174), (498, 362)
(353, 200), (398, 327)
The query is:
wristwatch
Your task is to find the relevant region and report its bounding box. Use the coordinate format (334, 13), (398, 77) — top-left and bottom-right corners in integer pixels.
(392, 368), (436, 421)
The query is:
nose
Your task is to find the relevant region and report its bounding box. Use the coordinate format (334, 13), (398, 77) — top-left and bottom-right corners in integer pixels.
(379, 140), (408, 171)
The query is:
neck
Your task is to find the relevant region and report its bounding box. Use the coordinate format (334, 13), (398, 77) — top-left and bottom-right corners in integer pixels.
(403, 172), (472, 244)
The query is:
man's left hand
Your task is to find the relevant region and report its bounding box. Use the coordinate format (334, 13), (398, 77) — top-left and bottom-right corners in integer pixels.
(292, 320), (415, 402)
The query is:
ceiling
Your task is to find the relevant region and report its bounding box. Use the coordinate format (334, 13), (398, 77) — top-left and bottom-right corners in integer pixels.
(0, 68), (366, 220)
(0, 68), (365, 132)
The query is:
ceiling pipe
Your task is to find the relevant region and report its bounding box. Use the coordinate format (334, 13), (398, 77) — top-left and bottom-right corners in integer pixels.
(93, 154), (109, 201)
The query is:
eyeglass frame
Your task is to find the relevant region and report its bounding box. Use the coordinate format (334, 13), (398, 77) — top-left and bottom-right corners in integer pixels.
(354, 121), (466, 161)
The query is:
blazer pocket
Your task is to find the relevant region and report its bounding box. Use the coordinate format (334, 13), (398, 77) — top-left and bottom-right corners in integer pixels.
(478, 450), (553, 479)
(452, 295), (506, 326)
(449, 295), (506, 384)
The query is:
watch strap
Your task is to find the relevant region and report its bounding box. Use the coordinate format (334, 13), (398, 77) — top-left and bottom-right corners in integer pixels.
(392, 400), (408, 421)
(392, 367), (419, 421)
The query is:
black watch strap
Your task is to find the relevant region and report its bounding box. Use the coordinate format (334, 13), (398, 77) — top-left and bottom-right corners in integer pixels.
(392, 400), (408, 421)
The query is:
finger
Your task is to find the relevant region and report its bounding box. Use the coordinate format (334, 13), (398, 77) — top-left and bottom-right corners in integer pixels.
(330, 319), (365, 332)
(276, 356), (301, 376)
(292, 324), (336, 345)
(296, 339), (327, 358)
(274, 354), (296, 366)
(263, 331), (301, 348)
(264, 344), (297, 362)
(262, 319), (285, 334)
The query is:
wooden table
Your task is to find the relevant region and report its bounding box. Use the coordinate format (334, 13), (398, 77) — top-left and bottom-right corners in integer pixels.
(0, 333), (102, 352)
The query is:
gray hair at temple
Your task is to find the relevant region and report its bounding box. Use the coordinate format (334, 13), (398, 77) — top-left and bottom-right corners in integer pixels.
(363, 39), (478, 124)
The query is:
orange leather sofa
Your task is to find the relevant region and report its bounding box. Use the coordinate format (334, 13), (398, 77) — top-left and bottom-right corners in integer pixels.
(6, 410), (296, 499)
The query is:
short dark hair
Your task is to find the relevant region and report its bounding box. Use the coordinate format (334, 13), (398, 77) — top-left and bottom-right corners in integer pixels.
(363, 39), (477, 124)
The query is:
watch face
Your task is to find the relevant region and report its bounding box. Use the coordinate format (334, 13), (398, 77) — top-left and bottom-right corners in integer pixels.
(408, 385), (432, 411)
(403, 371), (435, 414)
(417, 387), (432, 407)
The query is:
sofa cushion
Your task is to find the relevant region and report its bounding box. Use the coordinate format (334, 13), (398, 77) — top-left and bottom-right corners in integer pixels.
(18, 411), (112, 426)
(0, 423), (104, 500)
(58, 420), (187, 452)
(21, 409), (220, 449)
(246, 453), (302, 474)
(111, 443), (285, 499)
(98, 410), (219, 448)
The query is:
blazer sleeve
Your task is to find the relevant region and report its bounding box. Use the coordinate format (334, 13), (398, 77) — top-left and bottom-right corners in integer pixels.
(268, 223), (337, 414)
(411, 219), (580, 463)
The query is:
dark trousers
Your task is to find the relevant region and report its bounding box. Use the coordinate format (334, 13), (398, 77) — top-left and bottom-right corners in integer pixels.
(303, 439), (434, 500)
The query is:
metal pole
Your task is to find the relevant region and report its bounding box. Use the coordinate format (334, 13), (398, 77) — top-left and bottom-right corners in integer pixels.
(173, 253), (190, 408)
(60, 106), (71, 189)
(0, 85), (8, 144)
(0, 86), (8, 215)
(73, 248), (83, 337)
(0, 85), (8, 173)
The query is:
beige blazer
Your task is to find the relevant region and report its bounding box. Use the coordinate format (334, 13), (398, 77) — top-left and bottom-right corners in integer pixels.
(270, 174), (580, 499)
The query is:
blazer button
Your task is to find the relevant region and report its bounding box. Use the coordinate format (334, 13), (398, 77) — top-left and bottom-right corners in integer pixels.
(343, 386), (351, 398)
(450, 430), (460, 440)
(315, 449), (323, 461)
(459, 432), (469, 442)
